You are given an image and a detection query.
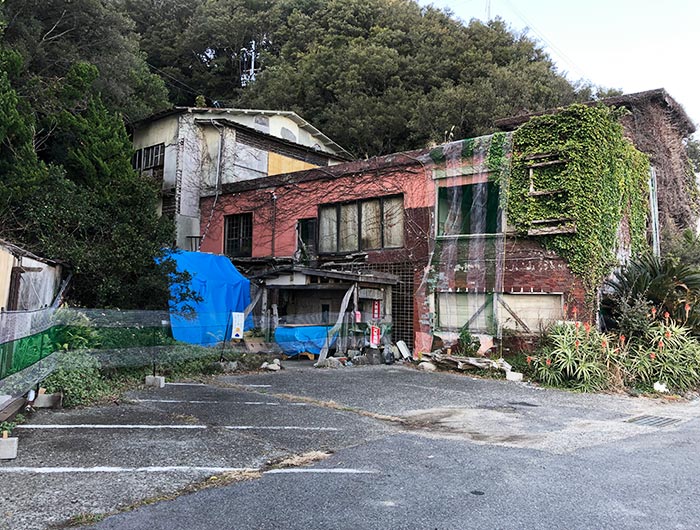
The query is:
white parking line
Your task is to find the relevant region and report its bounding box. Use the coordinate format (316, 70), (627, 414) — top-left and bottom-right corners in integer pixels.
(242, 384), (272, 388)
(0, 466), (378, 475)
(131, 399), (307, 407)
(17, 424), (339, 431)
(224, 426), (339, 431)
(164, 382), (207, 387)
(17, 424), (207, 430)
(133, 399), (220, 404)
(0, 466), (257, 474)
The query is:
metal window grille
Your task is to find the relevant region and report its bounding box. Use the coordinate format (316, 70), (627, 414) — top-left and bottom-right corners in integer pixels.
(225, 213), (253, 257)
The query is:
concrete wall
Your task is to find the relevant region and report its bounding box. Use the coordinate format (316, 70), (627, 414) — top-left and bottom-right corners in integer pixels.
(132, 114), (179, 191)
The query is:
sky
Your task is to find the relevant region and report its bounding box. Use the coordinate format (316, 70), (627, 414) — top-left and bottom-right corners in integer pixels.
(419, 0), (699, 133)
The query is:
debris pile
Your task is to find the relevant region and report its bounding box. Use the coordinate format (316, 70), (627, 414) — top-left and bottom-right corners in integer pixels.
(419, 351), (512, 374)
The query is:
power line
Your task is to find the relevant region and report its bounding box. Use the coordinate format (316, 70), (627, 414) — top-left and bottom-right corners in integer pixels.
(499, 0), (589, 80)
(146, 62), (201, 96)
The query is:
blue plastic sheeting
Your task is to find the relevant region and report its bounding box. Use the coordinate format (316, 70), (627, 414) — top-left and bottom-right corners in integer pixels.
(274, 326), (336, 357)
(166, 250), (251, 346)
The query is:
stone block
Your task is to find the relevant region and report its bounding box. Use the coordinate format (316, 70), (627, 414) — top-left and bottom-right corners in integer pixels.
(33, 393), (63, 409)
(0, 436), (18, 460)
(145, 375), (166, 388)
(506, 371), (523, 382)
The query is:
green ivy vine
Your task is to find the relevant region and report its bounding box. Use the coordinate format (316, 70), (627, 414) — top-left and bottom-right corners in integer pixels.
(508, 104), (650, 299)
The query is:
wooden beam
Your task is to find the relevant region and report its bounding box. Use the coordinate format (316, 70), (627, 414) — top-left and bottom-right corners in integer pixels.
(496, 294), (531, 333)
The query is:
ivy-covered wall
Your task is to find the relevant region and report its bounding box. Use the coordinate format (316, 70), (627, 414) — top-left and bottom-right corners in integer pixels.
(508, 104), (650, 298)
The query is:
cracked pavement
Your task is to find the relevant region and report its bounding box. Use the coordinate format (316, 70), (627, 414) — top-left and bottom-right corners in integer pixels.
(2, 361), (700, 529)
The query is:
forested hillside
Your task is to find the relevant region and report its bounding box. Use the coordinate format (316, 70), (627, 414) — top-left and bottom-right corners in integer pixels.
(0, 1), (172, 308)
(121, 0), (596, 156)
(0, 0), (604, 307)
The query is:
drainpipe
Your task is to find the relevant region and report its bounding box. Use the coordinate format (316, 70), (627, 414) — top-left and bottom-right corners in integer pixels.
(270, 192), (277, 257)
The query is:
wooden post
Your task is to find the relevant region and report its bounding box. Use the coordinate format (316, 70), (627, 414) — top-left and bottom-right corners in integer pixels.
(261, 288), (269, 341)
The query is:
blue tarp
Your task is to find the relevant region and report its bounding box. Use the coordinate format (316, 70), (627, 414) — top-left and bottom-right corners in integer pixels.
(166, 250), (251, 346)
(274, 326), (336, 357)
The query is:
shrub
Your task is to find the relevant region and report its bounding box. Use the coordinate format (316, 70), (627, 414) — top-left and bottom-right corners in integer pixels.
(603, 254), (700, 335)
(42, 350), (107, 407)
(531, 323), (615, 391)
(457, 326), (481, 356)
(627, 321), (700, 392)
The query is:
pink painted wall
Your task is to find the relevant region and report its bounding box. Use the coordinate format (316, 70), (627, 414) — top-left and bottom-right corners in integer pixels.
(199, 163), (434, 257)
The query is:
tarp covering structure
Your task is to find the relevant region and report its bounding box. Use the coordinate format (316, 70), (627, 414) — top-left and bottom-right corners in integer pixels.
(274, 325), (337, 357)
(167, 251), (251, 346)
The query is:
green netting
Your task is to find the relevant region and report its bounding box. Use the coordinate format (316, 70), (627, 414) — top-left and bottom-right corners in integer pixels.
(1, 327), (61, 380)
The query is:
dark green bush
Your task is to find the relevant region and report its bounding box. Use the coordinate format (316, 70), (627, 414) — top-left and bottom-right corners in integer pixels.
(43, 350), (108, 407)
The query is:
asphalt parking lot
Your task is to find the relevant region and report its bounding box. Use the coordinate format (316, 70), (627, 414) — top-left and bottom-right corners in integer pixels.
(2, 362), (700, 529)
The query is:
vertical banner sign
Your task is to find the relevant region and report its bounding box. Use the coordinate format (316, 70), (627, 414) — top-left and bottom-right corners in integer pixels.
(231, 312), (245, 339)
(372, 300), (381, 320)
(370, 325), (380, 348)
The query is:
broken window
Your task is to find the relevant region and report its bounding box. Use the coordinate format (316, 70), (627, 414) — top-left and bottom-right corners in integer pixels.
(224, 213), (253, 257)
(317, 195), (404, 253)
(339, 203), (359, 252)
(132, 143), (165, 171)
(318, 205), (338, 253)
(437, 182), (500, 236)
(297, 218), (317, 255)
(361, 199), (382, 250)
(383, 196), (405, 248)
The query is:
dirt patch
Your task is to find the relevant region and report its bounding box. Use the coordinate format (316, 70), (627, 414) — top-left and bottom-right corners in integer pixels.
(218, 382), (407, 425)
(268, 450), (332, 469)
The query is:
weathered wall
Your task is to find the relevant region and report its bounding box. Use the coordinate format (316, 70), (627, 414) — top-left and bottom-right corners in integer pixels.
(618, 98), (697, 235)
(0, 246), (15, 310)
(15, 256), (62, 310)
(199, 163), (433, 258)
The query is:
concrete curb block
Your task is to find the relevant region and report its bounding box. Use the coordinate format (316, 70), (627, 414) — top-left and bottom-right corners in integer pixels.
(0, 437), (18, 460)
(145, 376), (166, 388)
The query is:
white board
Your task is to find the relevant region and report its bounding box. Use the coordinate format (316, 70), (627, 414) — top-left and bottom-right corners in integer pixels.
(231, 312), (245, 339)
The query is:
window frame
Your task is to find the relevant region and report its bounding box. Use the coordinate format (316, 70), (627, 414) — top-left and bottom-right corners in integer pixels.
(436, 181), (501, 238)
(132, 143), (165, 171)
(317, 194), (404, 254)
(224, 212), (253, 258)
(297, 217), (318, 255)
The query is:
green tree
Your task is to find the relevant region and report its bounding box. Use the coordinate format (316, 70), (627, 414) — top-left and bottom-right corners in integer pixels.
(124, 0), (597, 156)
(2, 0), (170, 123)
(238, 4), (587, 156)
(23, 88), (175, 308)
(0, 49), (50, 238)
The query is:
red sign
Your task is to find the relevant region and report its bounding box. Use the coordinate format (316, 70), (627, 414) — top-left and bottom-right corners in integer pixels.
(370, 325), (380, 347)
(372, 300), (381, 320)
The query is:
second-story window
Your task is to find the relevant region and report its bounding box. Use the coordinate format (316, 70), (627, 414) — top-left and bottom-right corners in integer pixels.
(437, 181), (500, 236)
(225, 213), (253, 257)
(297, 218), (317, 255)
(318, 195), (404, 253)
(132, 143), (165, 171)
